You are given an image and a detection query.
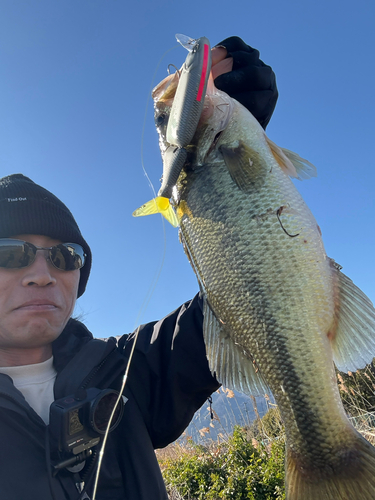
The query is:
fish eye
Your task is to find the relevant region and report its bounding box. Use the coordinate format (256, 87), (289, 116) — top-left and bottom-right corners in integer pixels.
(156, 113), (166, 126)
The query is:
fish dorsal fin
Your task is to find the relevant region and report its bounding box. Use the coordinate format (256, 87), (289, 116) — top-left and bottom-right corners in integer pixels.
(219, 140), (268, 193)
(203, 299), (269, 396)
(329, 259), (375, 372)
(265, 136), (317, 180)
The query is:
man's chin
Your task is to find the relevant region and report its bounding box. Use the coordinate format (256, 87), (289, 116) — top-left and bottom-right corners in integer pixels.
(18, 317), (64, 347)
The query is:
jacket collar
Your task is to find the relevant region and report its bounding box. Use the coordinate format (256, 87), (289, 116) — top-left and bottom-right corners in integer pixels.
(0, 319), (126, 404)
(52, 318), (93, 373)
(0, 319), (92, 414)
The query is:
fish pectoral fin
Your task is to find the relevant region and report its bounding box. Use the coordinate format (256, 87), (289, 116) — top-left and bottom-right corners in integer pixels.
(219, 140), (268, 193)
(203, 300), (269, 397)
(265, 136), (317, 180)
(132, 197), (179, 228)
(329, 258), (375, 372)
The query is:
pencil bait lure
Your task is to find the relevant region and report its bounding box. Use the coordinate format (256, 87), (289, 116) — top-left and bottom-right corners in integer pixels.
(133, 34), (212, 226)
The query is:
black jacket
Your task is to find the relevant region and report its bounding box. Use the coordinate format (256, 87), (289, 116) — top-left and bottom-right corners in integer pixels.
(0, 294), (219, 499)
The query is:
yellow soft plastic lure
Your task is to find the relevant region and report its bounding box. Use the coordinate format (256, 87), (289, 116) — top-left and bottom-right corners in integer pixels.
(132, 196), (179, 228)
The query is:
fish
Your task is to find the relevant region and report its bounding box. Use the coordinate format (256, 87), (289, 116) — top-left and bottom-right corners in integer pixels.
(133, 41), (375, 499)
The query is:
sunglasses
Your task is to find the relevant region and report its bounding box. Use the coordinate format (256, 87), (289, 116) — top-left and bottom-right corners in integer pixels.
(0, 239), (86, 271)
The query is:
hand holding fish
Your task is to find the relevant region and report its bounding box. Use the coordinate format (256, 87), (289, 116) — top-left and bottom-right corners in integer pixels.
(213, 36), (278, 129)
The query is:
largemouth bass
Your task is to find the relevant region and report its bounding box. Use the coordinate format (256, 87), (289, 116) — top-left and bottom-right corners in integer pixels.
(134, 41), (375, 499)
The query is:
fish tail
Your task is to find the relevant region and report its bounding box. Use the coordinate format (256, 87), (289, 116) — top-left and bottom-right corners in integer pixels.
(132, 196), (179, 227)
(285, 432), (375, 499)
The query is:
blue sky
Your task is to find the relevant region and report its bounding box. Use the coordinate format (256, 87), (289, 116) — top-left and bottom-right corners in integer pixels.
(1, 0), (374, 338)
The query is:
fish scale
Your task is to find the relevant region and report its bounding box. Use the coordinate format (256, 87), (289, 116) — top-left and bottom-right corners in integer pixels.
(175, 153), (346, 451)
(134, 44), (375, 498)
(175, 105), (375, 495)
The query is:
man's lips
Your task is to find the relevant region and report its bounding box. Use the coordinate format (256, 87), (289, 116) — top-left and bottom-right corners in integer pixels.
(15, 300), (59, 311)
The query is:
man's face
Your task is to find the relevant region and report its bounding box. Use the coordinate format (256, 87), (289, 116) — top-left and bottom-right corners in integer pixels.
(0, 234), (80, 358)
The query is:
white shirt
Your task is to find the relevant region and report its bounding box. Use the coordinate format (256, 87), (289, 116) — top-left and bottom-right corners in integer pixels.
(0, 356), (57, 424)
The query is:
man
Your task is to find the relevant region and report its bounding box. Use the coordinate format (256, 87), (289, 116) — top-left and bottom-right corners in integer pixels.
(0, 37), (278, 499)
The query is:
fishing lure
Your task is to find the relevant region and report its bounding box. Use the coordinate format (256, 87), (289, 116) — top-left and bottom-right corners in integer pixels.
(133, 34), (212, 226)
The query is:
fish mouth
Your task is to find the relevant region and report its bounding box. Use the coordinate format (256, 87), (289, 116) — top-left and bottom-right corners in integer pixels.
(154, 70), (234, 167)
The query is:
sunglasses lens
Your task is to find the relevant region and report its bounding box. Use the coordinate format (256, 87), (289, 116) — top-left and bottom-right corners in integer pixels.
(50, 243), (86, 271)
(0, 240), (85, 271)
(0, 241), (36, 269)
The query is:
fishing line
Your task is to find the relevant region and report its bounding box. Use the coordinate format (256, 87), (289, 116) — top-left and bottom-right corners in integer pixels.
(91, 326), (140, 500)
(134, 42), (180, 330)
(91, 43), (181, 500)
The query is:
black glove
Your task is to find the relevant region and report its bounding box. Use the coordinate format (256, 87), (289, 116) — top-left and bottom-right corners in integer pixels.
(213, 37), (278, 129)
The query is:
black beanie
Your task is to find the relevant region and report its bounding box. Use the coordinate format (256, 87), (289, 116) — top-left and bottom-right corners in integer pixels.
(0, 174), (92, 297)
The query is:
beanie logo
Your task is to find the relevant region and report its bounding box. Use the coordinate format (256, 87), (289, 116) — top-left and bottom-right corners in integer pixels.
(7, 197), (27, 202)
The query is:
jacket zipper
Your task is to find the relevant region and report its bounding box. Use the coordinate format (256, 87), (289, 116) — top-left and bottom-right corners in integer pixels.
(78, 346), (117, 391)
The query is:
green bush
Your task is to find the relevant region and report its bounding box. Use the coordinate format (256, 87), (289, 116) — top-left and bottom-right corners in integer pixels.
(248, 407), (283, 441)
(161, 426), (285, 499)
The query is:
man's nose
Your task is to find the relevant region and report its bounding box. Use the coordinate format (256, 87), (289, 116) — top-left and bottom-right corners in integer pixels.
(21, 250), (57, 287)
